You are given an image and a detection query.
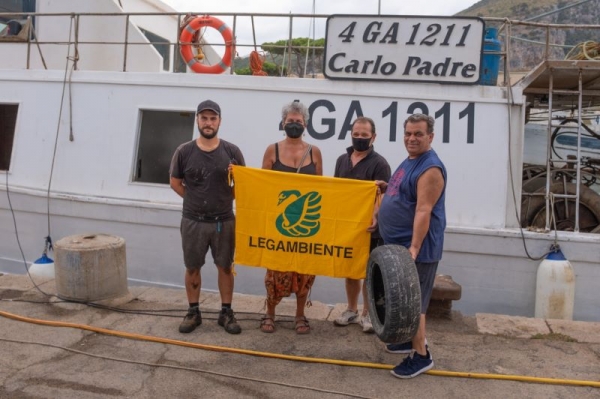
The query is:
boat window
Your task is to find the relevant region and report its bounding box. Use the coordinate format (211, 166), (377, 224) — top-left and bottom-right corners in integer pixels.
(0, 0), (35, 38)
(0, 0), (35, 13)
(0, 0), (36, 22)
(134, 110), (195, 184)
(139, 28), (170, 72)
(0, 104), (18, 171)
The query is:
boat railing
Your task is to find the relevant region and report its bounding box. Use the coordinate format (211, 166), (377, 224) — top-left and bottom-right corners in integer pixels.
(0, 11), (333, 75)
(2, 11), (600, 233)
(1, 11), (600, 77)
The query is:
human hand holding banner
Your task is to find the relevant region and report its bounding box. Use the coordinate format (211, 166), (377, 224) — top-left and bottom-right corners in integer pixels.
(233, 165), (377, 279)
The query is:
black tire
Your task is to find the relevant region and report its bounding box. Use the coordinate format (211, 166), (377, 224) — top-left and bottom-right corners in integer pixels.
(521, 182), (600, 231)
(366, 245), (421, 343)
(522, 176), (547, 193)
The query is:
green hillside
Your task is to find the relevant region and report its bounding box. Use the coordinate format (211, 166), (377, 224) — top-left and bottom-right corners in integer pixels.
(459, 0), (600, 70)
(457, 0), (560, 18)
(233, 1), (600, 74)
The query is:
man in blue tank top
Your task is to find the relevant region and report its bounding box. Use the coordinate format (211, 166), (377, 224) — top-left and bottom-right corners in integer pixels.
(374, 114), (447, 379)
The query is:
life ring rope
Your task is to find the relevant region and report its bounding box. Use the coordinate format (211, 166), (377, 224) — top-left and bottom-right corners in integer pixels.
(180, 15), (235, 74)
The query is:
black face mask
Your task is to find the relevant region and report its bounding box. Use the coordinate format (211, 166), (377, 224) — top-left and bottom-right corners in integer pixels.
(352, 137), (371, 152)
(284, 122), (304, 138)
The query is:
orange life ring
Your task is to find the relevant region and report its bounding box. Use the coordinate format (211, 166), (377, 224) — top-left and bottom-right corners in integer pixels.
(179, 15), (235, 74)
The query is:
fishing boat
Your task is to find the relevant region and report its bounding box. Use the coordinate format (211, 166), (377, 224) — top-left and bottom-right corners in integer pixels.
(1, 0), (599, 321)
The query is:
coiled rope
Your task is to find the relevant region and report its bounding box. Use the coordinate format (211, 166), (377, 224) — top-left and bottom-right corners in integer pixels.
(250, 50), (268, 76)
(565, 41), (600, 60)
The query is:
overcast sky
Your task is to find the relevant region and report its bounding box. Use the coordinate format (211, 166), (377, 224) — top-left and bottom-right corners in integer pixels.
(163, 0), (480, 15)
(163, 0), (480, 55)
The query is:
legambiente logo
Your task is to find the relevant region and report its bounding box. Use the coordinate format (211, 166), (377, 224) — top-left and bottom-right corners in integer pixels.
(275, 190), (321, 237)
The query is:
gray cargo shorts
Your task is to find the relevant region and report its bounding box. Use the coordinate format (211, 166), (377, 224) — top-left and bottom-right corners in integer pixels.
(180, 217), (235, 270)
(416, 261), (439, 313)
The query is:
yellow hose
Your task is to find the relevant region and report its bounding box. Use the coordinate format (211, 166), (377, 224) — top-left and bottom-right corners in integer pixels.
(0, 309), (389, 369)
(1, 309), (599, 388)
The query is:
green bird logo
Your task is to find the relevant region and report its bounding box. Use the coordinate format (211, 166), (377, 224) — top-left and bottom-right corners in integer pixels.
(275, 190), (322, 237)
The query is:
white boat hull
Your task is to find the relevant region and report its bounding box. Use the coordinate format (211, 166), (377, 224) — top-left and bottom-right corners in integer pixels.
(2, 186), (599, 321)
(1, 68), (598, 322)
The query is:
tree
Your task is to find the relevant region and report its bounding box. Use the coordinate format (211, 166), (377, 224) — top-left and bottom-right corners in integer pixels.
(261, 37), (325, 77)
(262, 61), (286, 76)
(234, 66), (252, 75)
(234, 61), (285, 76)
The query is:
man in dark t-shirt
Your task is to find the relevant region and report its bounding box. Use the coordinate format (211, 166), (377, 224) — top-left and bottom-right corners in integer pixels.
(332, 116), (391, 333)
(169, 99), (245, 335)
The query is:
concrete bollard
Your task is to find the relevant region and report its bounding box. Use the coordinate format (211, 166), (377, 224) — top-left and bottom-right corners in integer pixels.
(55, 234), (129, 302)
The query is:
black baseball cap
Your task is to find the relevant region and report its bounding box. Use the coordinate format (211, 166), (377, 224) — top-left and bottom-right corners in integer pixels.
(197, 100), (221, 116)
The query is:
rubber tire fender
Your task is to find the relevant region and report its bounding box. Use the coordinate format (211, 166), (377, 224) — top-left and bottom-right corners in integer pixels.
(521, 182), (600, 230)
(366, 245), (421, 343)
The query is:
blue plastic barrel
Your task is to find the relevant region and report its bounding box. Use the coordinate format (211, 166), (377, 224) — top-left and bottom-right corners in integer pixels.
(480, 27), (501, 86)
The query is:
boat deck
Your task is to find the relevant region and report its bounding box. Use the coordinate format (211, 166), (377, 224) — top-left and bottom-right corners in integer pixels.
(519, 60), (600, 107)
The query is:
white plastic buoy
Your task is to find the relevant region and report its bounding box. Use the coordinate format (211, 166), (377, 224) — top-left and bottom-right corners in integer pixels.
(29, 253), (55, 279)
(534, 246), (575, 320)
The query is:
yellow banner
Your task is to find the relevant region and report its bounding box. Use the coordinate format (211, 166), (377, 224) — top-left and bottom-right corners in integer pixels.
(233, 165), (377, 279)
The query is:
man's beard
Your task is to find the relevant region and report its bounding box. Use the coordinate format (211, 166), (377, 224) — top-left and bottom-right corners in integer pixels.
(199, 127), (218, 139)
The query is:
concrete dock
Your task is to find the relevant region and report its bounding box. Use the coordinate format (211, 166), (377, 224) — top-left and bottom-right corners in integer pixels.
(1, 273), (599, 398)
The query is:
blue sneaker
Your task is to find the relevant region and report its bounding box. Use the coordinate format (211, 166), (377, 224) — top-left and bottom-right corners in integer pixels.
(385, 341), (412, 354)
(390, 350), (434, 379)
(385, 338), (428, 354)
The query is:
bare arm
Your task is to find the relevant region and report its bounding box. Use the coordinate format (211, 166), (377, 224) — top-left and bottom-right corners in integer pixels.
(409, 167), (445, 259)
(262, 144), (276, 170)
(312, 146), (323, 176)
(170, 177), (185, 198)
(367, 191), (383, 232)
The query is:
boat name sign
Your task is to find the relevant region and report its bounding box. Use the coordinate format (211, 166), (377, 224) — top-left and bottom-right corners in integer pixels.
(324, 15), (484, 84)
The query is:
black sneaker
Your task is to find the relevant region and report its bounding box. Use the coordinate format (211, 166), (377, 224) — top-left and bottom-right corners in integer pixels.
(179, 307), (202, 333)
(218, 308), (242, 334)
(390, 350), (434, 379)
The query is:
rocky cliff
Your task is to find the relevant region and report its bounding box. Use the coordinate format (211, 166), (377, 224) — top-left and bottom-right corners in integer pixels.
(458, 0), (600, 70)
